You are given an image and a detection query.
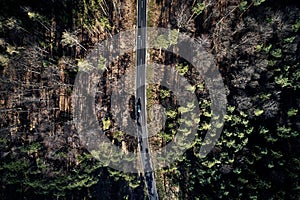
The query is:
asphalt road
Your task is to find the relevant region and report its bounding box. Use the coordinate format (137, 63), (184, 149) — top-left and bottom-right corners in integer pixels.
(136, 0), (159, 199)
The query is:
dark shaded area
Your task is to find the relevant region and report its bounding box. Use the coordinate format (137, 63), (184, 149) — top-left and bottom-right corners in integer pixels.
(0, 0), (300, 199)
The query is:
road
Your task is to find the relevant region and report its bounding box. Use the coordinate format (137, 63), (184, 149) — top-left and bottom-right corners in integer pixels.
(136, 0), (159, 199)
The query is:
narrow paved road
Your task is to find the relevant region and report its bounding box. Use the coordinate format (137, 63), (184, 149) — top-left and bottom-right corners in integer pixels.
(136, 0), (159, 199)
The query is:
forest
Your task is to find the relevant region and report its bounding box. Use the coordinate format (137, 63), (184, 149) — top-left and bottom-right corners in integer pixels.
(0, 0), (300, 199)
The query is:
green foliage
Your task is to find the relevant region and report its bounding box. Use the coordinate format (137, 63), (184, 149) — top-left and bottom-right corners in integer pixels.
(102, 117), (111, 130)
(201, 159), (221, 168)
(283, 36), (296, 43)
(270, 48), (282, 58)
(160, 88), (170, 98)
(259, 93), (271, 102)
(67, 175), (98, 189)
(272, 62), (299, 89)
(239, 1), (248, 11)
(292, 20), (300, 32)
(99, 16), (111, 30)
(176, 63), (189, 76)
(192, 2), (206, 15)
(252, 0), (266, 6)
(153, 34), (169, 50)
(169, 29), (179, 45)
(61, 31), (78, 47)
(158, 131), (173, 141)
(20, 142), (42, 154)
(108, 168), (141, 189)
(268, 59), (277, 67)
(185, 84), (196, 92)
(147, 0), (155, 27)
(1, 0), (300, 199)
(97, 55), (106, 71)
(275, 75), (292, 88)
(196, 83), (205, 90)
(263, 44), (272, 53)
(287, 108), (298, 117)
(254, 109), (264, 116)
(146, 84), (155, 110)
(114, 131), (125, 141)
(178, 106), (189, 114)
(2, 159), (30, 173)
(0, 54), (9, 66)
(199, 122), (211, 130)
(166, 110), (177, 119)
(6, 44), (19, 55)
(61, 31), (86, 50)
(77, 59), (94, 71)
(227, 106), (235, 113)
(277, 125), (298, 138)
(27, 11), (43, 20)
(256, 43), (263, 52)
